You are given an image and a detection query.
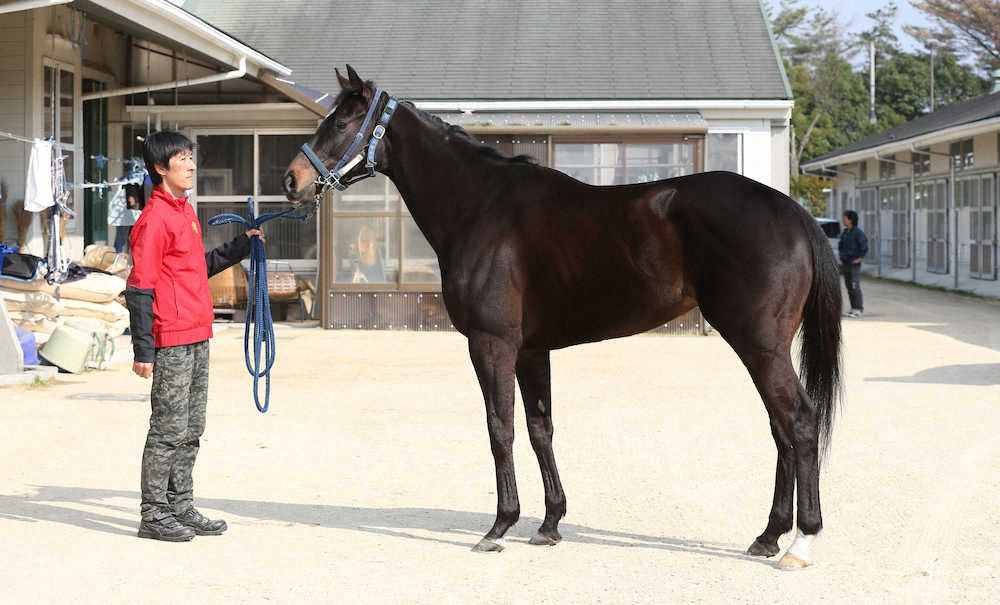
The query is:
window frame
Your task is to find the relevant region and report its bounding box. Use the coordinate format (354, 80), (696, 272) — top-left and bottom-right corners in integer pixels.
(190, 128), (319, 267)
(551, 133), (704, 184)
(42, 57), (81, 226)
(950, 138), (974, 171)
(705, 131), (744, 174)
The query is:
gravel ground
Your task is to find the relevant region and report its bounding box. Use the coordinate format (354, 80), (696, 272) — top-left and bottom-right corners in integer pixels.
(1, 279), (998, 604)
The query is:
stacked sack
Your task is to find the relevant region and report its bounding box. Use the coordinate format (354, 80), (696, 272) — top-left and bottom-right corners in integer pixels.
(54, 272), (130, 338)
(81, 244), (131, 277)
(1, 277), (63, 346)
(1, 271), (129, 347)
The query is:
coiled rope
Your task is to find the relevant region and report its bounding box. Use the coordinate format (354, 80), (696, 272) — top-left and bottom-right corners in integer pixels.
(209, 197), (308, 412)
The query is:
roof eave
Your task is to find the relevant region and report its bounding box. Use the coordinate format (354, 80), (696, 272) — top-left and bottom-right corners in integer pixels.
(92, 0), (292, 77)
(413, 99), (795, 112)
(759, 0), (793, 100)
(801, 115), (1000, 170)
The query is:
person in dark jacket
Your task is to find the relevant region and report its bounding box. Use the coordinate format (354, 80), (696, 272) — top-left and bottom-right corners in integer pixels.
(838, 210), (868, 317)
(125, 131), (262, 542)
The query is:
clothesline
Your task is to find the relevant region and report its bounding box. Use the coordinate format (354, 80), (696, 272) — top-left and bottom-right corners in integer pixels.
(89, 154), (134, 163)
(91, 154), (144, 171)
(0, 130), (37, 145)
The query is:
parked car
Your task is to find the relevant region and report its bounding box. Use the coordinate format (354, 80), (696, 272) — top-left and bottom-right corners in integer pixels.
(815, 217), (841, 256)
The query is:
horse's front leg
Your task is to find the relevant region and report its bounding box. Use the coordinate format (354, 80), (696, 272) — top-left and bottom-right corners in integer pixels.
(516, 348), (566, 546)
(468, 330), (520, 552)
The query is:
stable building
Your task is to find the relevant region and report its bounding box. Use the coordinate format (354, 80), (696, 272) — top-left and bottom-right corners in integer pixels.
(2, 0), (795, 330)
(803, 89), (1000, 298)
(0, 0), (317, 260)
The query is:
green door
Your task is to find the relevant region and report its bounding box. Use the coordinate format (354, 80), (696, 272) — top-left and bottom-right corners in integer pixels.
(83, 79), (108, 245)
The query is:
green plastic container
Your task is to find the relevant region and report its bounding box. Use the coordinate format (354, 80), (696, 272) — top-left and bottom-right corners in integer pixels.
(40, 324), (93, 373)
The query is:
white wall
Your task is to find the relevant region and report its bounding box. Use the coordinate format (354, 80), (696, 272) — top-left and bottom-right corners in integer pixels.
(0, 10), (28, 244)
(705, 117), (787, 193)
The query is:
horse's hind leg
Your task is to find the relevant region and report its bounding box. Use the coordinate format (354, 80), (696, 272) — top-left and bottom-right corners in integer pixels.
(740, 349), (823, 569)
(468, 331), (521, 552)
(515, 349), (566, 546)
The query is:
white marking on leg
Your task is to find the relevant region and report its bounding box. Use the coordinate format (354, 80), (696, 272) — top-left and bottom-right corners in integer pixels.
(786, 529), (818, 563)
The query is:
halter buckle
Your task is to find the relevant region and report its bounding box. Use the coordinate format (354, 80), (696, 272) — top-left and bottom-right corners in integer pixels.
(372, 124), (386, 140)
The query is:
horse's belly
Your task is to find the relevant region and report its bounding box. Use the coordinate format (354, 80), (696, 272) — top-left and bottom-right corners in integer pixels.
(523, 282), (696, 349)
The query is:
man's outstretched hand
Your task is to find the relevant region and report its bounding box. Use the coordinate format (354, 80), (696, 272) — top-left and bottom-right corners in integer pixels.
(246, 228), (265, 242)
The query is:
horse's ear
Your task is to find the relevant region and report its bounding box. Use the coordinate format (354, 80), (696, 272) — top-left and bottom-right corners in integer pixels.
(345, 64), (372, 101)
(335, 68), (351, 91)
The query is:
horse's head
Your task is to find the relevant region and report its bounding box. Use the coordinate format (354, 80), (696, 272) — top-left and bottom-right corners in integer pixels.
(282, 64), (383, 205)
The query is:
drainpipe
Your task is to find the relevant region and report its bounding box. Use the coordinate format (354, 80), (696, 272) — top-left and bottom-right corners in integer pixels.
(81, 56), (247, 102)
(953, 159), (959, 289)
(911, 164), (917, 283)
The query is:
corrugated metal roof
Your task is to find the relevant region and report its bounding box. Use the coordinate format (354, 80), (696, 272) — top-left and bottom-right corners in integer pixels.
(807, 90), (1000, 165)
(180, 0), (790, 101)
(433, 111), (707, 129)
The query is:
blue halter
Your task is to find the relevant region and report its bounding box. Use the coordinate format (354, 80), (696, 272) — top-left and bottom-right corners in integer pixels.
(300, 89), (398, 204)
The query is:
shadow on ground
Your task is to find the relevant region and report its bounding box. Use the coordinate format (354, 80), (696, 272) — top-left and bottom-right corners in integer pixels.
(849, 280), (1000, 353)
(0, 485), (772, 567)
(866, 363), (1000, 386)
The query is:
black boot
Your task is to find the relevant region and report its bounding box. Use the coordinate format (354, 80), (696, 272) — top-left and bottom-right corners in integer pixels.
(176, 507), (227, 535)
(138, 513), (196, 542)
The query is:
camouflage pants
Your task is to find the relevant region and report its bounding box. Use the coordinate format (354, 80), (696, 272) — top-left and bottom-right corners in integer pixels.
(140, 340), (210, 519)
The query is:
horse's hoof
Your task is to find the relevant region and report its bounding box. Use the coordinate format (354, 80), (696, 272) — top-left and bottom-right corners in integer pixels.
(746, 538), (780, 558)
(777, 552), (810, 570)
(472, 538), (506, 553)
(776, 529), (818, 570)
(528, 531), (561, 546)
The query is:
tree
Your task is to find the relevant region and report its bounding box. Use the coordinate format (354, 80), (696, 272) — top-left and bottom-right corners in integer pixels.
(907, 0), (1000, 71)
(765, 0), (990, 216)
(765, 1), (866, 175)
(874, 49), (988, 126)
(791, 174), (831, 216)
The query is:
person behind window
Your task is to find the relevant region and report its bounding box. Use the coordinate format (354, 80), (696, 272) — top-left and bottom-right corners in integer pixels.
(110, 180), (144, 253)
(839, 210), (868, 318)
(352, 224), (385, 283)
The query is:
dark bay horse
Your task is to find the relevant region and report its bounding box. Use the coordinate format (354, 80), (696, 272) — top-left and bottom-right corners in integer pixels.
(283, 66), (842, 569)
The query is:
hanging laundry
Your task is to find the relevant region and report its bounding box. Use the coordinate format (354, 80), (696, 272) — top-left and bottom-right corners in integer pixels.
(24, 139), (54, 212)
(107, 186), (139, 227)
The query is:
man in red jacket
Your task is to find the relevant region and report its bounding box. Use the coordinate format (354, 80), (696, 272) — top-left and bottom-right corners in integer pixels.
(125, 131), (261, 541)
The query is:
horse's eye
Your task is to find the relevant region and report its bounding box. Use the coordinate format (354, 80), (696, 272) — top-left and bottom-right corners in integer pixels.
(336, 120), (348, 130)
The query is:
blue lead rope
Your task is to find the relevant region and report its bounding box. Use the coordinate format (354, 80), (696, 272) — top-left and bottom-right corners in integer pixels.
(209, 197), (308, 413)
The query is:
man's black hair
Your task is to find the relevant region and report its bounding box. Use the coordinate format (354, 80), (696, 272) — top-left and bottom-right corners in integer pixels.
(143, 130), (193, 186)
(843, 210), (859, 228)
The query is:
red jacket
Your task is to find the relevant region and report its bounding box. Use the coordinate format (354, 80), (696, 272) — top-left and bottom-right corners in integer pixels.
(125, 187), (249, 361)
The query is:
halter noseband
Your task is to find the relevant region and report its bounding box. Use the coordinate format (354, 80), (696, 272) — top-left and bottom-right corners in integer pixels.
(300, 89), (398, 209)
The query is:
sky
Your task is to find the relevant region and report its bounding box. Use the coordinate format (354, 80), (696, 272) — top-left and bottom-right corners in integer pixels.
(797, 0), (938, 53)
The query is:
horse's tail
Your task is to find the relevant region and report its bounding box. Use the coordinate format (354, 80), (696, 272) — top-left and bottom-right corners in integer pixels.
(799, 219), (843, 462)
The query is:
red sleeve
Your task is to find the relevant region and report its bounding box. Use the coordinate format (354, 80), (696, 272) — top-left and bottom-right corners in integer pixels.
(126, 214), (169, 290)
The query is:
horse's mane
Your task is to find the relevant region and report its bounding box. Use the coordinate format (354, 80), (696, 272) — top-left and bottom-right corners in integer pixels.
(409, 104), (537, 165)
(336, 84), (536, 165)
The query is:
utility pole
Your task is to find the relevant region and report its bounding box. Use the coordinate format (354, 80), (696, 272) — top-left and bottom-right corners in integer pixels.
(929, 46), (935, 111)
(869, 41), (876, 124)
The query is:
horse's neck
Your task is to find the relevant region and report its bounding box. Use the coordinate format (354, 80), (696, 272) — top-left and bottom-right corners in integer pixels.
(382, 105), (490, 256)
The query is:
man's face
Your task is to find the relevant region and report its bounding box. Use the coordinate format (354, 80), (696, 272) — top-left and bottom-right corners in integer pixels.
(841, 215), (851, 228)
(157, 148), (195, 194)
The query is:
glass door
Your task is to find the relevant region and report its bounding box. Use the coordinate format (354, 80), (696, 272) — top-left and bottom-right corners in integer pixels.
(83, 79), (108, 244)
